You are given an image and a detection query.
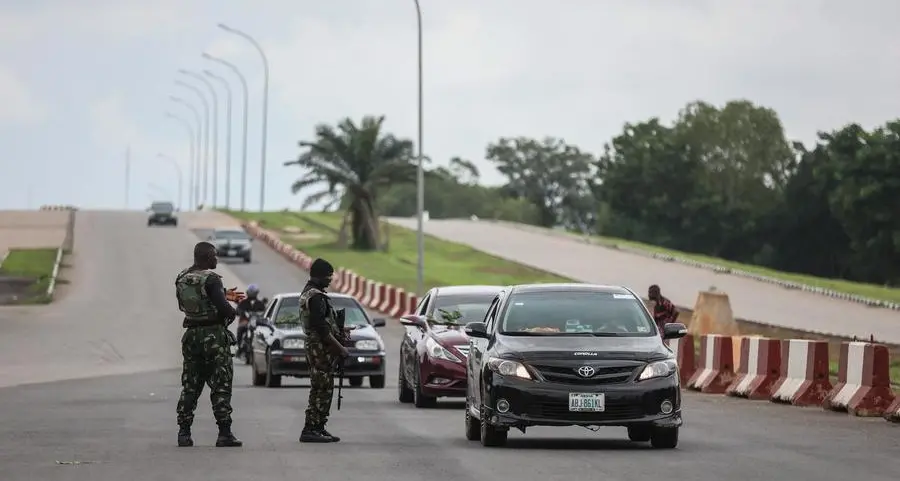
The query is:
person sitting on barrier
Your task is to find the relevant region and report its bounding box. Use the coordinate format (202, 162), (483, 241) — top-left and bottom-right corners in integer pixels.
(648, 284), (678, 335)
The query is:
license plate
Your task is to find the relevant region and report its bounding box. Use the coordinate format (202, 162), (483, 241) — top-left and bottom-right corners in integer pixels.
(569, 393), (605, 412)
(289, 356), (305, 362)
(228, 250), (236, 256)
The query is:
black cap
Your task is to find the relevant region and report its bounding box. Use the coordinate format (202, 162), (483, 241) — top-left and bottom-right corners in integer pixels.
(310, 258), (335, 278)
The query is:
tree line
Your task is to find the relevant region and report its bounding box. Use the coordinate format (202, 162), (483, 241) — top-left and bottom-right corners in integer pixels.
(284, 101), (900, 286)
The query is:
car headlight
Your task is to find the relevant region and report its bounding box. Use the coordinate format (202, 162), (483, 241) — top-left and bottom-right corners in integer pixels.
(638, 360), (677, 381)
(487, 357), (532, 380)
(425, 337), (461, 363)
(354, 339), (380, 351)
(282, 338), (305, 350)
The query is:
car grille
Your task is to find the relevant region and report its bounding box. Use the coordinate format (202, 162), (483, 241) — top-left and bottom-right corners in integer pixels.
(530, 363), (637, 385)
(527, 401), (644, 421)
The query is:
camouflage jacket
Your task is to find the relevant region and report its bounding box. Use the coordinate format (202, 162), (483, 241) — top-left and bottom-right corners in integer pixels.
(175, 268), (220, 325)
(299, 287), (339, 346)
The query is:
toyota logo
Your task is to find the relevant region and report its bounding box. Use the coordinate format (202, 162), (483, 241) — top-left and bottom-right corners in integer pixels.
(576, 366), (596, 378)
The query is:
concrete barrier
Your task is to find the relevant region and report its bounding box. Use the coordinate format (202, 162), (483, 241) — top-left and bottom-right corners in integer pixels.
(823, 342), (896, 416)
(686, 334), (735, 393)
(377, 284), (391, 312)
(726, 337), (782, 400)
(388, 288), (406, 318)
(361, 279), (375, 306)
(770, 340), (832, 406)
(666, 335), (695, 385)
(885, 398), (900, 423)
(404, 291), (419, 316)
(688, 290), (739, 336)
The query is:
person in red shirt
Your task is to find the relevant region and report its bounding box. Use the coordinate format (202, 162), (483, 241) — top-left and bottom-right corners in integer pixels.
(648, 284), (678, 336)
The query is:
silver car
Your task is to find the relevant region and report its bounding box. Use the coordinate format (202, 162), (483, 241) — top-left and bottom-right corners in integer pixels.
(208, 228), (253, 263)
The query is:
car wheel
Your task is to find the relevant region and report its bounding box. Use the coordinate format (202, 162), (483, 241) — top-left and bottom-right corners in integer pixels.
(413, 368), (437, 408)
(627, 426), (652, 442)
(243, 255), (251, 263)
(397, 362), (414, 403)
(479, 405), (508, 447)
(650, 427), (679, 449)
(348, 376), (363, 387)
(251, 354), (265, 386)
(264, 350), (282, 388)
(465, 401), (481, 441)
(369, 375), (386, 389)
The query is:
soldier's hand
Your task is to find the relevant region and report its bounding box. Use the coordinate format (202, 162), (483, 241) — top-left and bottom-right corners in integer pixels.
(226, 288), (246, 302)
(342, 326), (353, 334)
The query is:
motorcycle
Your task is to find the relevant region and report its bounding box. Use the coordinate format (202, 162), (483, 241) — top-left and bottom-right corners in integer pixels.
(237, 312), (262, 365)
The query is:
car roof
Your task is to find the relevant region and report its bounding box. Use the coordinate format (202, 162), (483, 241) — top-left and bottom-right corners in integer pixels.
(213, 227), (247, 233)
(508, 283), (636, 296)
(432, 285), (504, 296)
(273, 292), (355, 301)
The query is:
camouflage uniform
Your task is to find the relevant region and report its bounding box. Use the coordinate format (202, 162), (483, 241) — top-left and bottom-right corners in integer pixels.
(175, 268), (234, 428)
(300, 287), (340, 431)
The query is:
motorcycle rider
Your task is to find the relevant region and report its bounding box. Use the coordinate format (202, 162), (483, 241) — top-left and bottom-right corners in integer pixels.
(235, 284), (267, 349)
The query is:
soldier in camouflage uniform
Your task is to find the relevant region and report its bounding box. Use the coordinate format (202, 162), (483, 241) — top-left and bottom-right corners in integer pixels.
(174, 241), (245, 447)
(299, 258), (350, 443)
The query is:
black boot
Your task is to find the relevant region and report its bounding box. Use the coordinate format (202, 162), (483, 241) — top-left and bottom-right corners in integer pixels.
(299, 425), (333, 443)
(215, 423), (243, 447)
(320, 426), (340, 442)
(177, 425), (193, 447)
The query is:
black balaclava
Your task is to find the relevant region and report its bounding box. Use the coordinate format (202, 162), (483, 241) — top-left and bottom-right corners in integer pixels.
(308, 258), (335, 289)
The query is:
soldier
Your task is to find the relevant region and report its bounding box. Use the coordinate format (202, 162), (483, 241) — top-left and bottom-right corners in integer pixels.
(175, 241), (245, 447)
(299, 258), (350, 443)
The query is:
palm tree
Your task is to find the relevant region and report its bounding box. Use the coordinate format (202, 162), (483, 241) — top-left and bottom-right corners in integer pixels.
(284, 116), (416, 251)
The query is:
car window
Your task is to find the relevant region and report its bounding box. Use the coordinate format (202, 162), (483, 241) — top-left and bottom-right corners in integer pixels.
(330, 297), (371, 327)
(483, 296), (501, 333)
(213, 230), (250, 240)
(263, 298), (278, 320)
(416, 293), (431, 315)
(272, 295), (370, 328)
(151, 202), (174, 213)
(499, 291), (655, 336)
(429, 293), (497, 326)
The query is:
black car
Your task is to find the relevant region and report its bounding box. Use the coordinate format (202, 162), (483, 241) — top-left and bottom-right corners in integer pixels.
(147, 201), (177, 226)
(208, 228), (252, 263)
(464, 283), (687, 449)
(250, 292), (388, 388)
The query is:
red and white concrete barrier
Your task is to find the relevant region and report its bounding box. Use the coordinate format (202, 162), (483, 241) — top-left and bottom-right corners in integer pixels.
(352, 275), (365, 299)
(361, 280), (375, 306)
(823, 342), (896, 416)
(377, 284), (391, 312)
(726, 337), (782, 400)
(388, 288), (406, 317)
(686, 334), (735, 393)
(666, 335), (695, 386)
(404, 292), (419, 316)
(885, 398), (900, 423)
(770, 340), (832, 406)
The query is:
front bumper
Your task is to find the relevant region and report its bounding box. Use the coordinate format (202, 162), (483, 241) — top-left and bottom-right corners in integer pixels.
(148, 215), (176, 224)
(483, 374), (682, 429)
(216, 245), (251, 258)
(419, 357), (467, 398)
(270, 349), (386, 377)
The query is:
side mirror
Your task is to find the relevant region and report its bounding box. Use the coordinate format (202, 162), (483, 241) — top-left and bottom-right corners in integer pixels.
(464, 322), (489, 339)
(662, 323), (688, 340)
(399, 315), (427, 329)
(372, 317), (387, 328)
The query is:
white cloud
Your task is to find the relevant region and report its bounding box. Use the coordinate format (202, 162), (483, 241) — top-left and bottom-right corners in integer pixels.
(0, 67), (47, 126)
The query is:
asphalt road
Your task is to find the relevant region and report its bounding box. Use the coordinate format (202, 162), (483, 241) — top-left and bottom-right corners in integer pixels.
(1, 211), (898, 481)
(385, 218), (900, 343)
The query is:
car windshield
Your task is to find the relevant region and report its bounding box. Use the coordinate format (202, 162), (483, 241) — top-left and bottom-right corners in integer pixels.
(214, 230), (249, 240)
(429, 293), (496, 326)
(499, 290), (655, 337)
(151, 202), (174, 213)
(272, 296), (370, 328)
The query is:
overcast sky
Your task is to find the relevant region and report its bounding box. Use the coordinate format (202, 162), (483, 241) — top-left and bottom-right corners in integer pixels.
(1, 0), (898, 210)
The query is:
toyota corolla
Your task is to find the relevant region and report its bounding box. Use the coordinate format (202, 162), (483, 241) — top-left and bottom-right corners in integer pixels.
(464, 283), (687, 448)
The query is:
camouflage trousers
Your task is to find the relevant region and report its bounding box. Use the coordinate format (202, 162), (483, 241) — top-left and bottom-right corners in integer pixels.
(304, 340), (336, 430)
(176, 325), (234, 427)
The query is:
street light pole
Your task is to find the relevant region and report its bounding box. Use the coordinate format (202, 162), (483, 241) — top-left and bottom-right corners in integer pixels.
(203, 53), (251, 212)
(204, 70), (233, 210)
(157, 153), (184, 210)
(165, 113), (196, 210)
(173, 83), (210, 206)
(218, 23), (269, 212)
(413, 0), (425, 297)
(179, 70), (220, 207)
(169, 93), (209, 210)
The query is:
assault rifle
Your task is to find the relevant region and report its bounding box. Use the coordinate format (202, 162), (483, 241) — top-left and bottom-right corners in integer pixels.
(334, 308), (351, 410)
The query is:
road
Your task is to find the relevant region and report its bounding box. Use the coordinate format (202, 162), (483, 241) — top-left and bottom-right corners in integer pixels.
(0, 211), (897, 481)
(385, 218), (900, 343)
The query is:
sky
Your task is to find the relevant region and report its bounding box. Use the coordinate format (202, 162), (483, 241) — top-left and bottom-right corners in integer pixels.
(1, 0), (898, 211)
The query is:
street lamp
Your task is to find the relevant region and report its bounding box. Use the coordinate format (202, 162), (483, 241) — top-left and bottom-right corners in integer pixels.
(204, 69), (233, 210)
(413, 0), (425, 296)
(217, 23), (269, 212)
(164, 112), (196, 210)
(172, 82), (210, 206)
(178, 69), (220, 207)
(168, 98), (203, 209)
(203, 52), (251, 212)
(157, 153), (184, 211)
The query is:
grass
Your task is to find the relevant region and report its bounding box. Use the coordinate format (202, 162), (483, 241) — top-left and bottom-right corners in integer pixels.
(561, 231), (900, 304)
(0, 248), (59, 304)
(223, 210), (571, 292)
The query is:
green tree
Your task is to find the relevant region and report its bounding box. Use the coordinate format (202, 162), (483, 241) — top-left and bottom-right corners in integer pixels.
(284, 115), (415, 250)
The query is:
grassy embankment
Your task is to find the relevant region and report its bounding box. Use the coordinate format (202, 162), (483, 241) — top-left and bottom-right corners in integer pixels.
(0, 248), (59, 304)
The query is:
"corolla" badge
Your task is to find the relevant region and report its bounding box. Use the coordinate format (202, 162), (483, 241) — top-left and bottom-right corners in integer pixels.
(576, 366), (596, 377)
(573, 351), (598, 356)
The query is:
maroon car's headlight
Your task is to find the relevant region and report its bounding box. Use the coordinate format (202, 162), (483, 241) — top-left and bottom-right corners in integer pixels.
(425, 337), (462, 363)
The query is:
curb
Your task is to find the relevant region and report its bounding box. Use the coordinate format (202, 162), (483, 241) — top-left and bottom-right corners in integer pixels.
(46, 248), (63, 299)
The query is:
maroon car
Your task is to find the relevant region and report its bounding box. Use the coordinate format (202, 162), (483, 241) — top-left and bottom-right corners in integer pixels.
(398, 285), (503, 408)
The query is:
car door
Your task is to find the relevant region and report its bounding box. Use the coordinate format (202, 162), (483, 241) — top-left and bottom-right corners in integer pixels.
(402, 291), (431, 381)
(470, 295), (501, 408)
